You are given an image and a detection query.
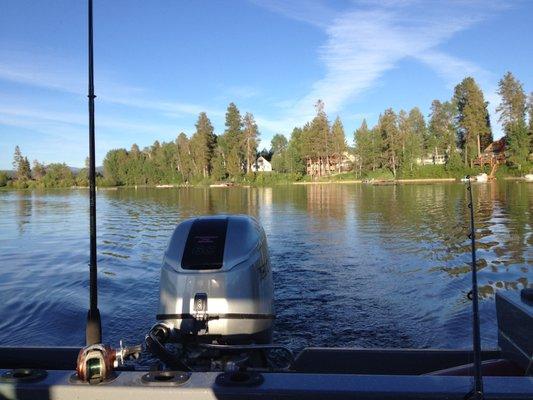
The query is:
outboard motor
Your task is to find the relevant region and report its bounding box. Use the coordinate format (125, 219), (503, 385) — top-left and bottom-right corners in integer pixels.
(157, 215), (274, 345)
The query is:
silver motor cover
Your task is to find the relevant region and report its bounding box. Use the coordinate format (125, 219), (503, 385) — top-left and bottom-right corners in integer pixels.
(157, 215), (274, 344)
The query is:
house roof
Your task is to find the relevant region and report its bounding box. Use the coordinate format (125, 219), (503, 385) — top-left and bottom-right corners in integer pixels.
(483, 137), (506, 154)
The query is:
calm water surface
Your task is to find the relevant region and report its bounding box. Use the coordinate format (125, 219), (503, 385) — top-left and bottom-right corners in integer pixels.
(0, 182), (531, 351)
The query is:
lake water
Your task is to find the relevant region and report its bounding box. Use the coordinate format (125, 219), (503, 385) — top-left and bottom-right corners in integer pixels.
(0, 182), (531, 352)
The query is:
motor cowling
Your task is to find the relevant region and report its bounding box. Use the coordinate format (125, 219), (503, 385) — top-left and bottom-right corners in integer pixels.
(157, 215), (274, 344)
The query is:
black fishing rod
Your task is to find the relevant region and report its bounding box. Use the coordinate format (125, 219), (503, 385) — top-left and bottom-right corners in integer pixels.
(86, 0), (102, 345)
(465, 176), (483, 400)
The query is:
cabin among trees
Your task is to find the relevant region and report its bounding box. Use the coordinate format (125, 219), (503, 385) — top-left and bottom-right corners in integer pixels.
(473, 137), (508, 177)
(474, 137), (507, 166)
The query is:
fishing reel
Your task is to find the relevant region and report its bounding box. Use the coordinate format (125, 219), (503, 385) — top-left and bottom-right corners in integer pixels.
(76, 341), (141, 384)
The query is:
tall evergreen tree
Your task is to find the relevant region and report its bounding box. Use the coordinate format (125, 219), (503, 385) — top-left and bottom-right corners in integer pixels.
(453, 77), (492, 166)
(286, 127), (306, 174)
(12, 146), (31, 181)
(191, 112), (215, 178)
(222, 103), (244, 177)
(429, 100), (459, 167)
(331, 116), (347, 172)
(497, 72), (529, 169)
(398, 108), (424, 172)
(271, 134), (288, 155)
(315, 100), (330, 159)
(131, 143), (140, 154)
(12, 145), (22, 172)
(398, 110), (410, 161)
(302, 100), (331, 176)
(354, 119), (373, 173)
(127, 144), (145, 184)
(379, 109), (400, 177)
(175, 133), (194, 182)
(497, 72), (527, 130)
(528, 92), (533, 153)
(407, 108), (425, 161)
(210, 145), (227, 181)
(242, 112), (259, 173)
(270, 134), (288, 172)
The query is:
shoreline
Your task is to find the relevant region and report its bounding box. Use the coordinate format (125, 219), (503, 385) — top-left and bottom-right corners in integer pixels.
(2, 176), (532, 192)
(293, 177), (457, 185)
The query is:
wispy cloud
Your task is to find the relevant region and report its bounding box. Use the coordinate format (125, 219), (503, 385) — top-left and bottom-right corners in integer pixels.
(417, 50), (502, 136)
(254, 0), (506, 132)
(250, 0), (336, 28)
(222, 85), (261, 100)
(0, 105), (182, 136)
(0, 48), (219, 119)
(0, 102), (188, 166)
(415, 51), (492, 88)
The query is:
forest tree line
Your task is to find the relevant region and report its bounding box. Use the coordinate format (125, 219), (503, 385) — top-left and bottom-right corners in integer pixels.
(2, 71), (532, 188)
(351, 72), (533, 178)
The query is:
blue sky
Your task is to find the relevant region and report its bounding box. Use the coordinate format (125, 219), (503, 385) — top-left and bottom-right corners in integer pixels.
(1, 0), (532, 169)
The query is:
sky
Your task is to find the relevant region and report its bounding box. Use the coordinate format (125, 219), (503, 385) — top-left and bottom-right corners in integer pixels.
(0, 0), (532, 169)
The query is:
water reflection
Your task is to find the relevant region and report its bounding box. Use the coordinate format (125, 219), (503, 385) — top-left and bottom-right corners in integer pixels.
(0, 182), (530, 350)
(15, 192), (32, 234)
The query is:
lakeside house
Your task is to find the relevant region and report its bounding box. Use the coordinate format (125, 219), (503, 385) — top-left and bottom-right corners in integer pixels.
(473, 137), (507, 177)
(306, 152), (356, 177)
(416, 153), (446, 166)
(252, 156), (272, 172)
(474, 137), (507, 167)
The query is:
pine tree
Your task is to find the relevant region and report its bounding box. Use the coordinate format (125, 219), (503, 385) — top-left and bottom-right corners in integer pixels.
(379, 109), (400, 177)
(354, 119), (373, 174)
(222, 103), (244, 177)
(243, 112), (259, 173)
(497, 72), (527, 130)
(398, 108), (424, 172)
(175, 133), (194, 182)
(270, 134), (288, 172)
(331, 116), (347, 172)
(126, 144), (145, 185)
(453, 77), (492, 166)
(407, 108), (425, 167)
(12, 146), (31, 181)
(304, 100), (331, 176)
(12, 146), (22, 172)
(428, 100), (444, 157)
(527, 92), (533, 153)
(271, 134), (288, 155)
(210, 145), (227, 181)
(286, 127), (306, 174)
(191, 112), (215, 178)
(299, 122), (314, 161)
(429, 100), (459, 167)
(131, 144), (140, 155)
(497, 72), (529, 169)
